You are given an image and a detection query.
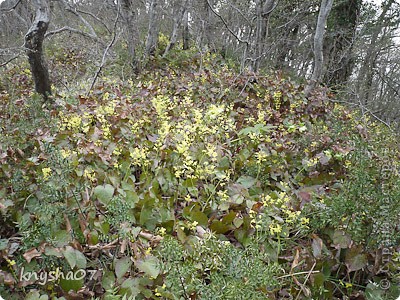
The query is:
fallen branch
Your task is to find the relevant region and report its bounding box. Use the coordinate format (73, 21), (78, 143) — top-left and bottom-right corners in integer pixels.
(138, 231), (163, 242)
(277, 270), (320, 279)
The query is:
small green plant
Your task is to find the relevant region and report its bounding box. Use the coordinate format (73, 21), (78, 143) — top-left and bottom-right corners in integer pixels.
(155, 233), (281, 299)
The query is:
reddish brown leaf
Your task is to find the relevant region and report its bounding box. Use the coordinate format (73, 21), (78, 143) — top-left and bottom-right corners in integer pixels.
(23, 248), (41, 263)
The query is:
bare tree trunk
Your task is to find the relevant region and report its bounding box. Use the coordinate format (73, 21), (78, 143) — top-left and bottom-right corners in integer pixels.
(252, 0), (275, 72)
(145, 0), (160, 57)
(323, 0), (360, 88)
(163, 0), (189, 57)
(182, 8), (190, 50)
(203, 0), (215, 51)
(357, 0), (395, 105)
(305, 0), (334, 96)
(121, 0), (139, 72)
(24, 0), (51, 100)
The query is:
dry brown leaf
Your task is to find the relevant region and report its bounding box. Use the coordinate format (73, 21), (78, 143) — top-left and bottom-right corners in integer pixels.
(23, 248), (41, 263)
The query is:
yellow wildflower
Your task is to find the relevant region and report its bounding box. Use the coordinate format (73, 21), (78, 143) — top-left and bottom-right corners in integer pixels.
(42, 167), (52, 180)
(300, 217), (310, 225)
(269, 223), (282, 235)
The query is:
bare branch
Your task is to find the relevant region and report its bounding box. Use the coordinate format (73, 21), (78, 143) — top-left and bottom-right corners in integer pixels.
(0, 0), (22, 12)
(59, 0), (99, 40)
(0, 54), (21, 67)
(87, 2), (121, 95)
(45, 26), (105, 45)
(75, 7), (112, 35)
(205, 0), (249, 45)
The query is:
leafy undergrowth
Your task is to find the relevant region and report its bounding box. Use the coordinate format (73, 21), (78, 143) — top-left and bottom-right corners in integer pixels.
(0, 52), (399, 300)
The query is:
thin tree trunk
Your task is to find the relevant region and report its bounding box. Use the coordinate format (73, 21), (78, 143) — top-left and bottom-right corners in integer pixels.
(163, 0), (189, 57)
(145, 0), (160, 57)
(357, 0), (395, 105)
(121, 0), (139, 72)
(323, 0), (360, 88)
(252, 0), (275, 72)
(305, 0), (334, 96)
(182, 8), (190, 50)
(24, 0), (51, 100)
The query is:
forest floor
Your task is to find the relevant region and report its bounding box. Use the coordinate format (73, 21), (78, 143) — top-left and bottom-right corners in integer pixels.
(0, 50), (399, 299)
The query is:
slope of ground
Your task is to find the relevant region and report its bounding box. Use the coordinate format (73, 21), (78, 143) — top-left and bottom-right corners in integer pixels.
(0, 51), (399, 299)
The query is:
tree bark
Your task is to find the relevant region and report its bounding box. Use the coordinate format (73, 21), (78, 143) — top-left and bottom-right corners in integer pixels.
(121, 0), (139, 72)
(305, 0), (334, 96)
(252, 0), (275, 72)
(163, 0), (189, 57)
(145, 0), (160, 57)
(182, 8), (190, 50)
(323, 0), (360, 88)
(357, 0), (395, 105)
(24, 0), (51, 100)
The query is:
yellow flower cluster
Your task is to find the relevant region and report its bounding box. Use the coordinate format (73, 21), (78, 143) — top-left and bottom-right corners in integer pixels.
(130, 146), (149, 167)
(82, 112), (93, 134)
(130, 116), (151, 135)
(261, 192), (289, 208)
(188, 221), (198, 231)
(217, 189), (229, 202)
(42, 167), (52, 180)
(152, 95), (174, 149)
(269, 223), (282, 235)
(305, 157), (319, 168)
(255, 150), (268, 164)
(5, 257), (16, 267)
(155, 284), (167, 297)
(83, 168), (96, 182)
(195, 161), (216, 180)
(60, 149), (72, 159)
(59, 112), (82, 132)
(283, 208), (301, 224)
(203, 144), (218, 162)
(273, 91), (282, 110)
(251, 189), (307, 236)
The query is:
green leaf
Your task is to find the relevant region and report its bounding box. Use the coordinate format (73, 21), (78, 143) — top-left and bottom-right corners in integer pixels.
(332, 230), (352, 249)
(74, 250), (87, 269)
(52, 229), (72, 247)
(125, 190), (139, 207)
(345, 247), (367, 272)
(210, 220), (229, 234)
(0, 239), (8, 251)
(59, 278), (84, 292)
(101, 270), (116, 290)
(233, 217), (243, 228)
(365, 283), (384, 300)
(221, 211), (236, 225)
(93, 184), (114, 205)
(136, 256), (160, 278)
(120, 278), (141, 297)
(238, 126), (255, 136)
(62, 246), (77, 269)
(115, 257), (132, 279)
(218, 157), (230, 169)
(237, 175), (256, 188)
(313, 272), (325, 287)
(25, 291), (49, 300)
(62, 246), (86, 269)
(191, 211), (209, 227)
